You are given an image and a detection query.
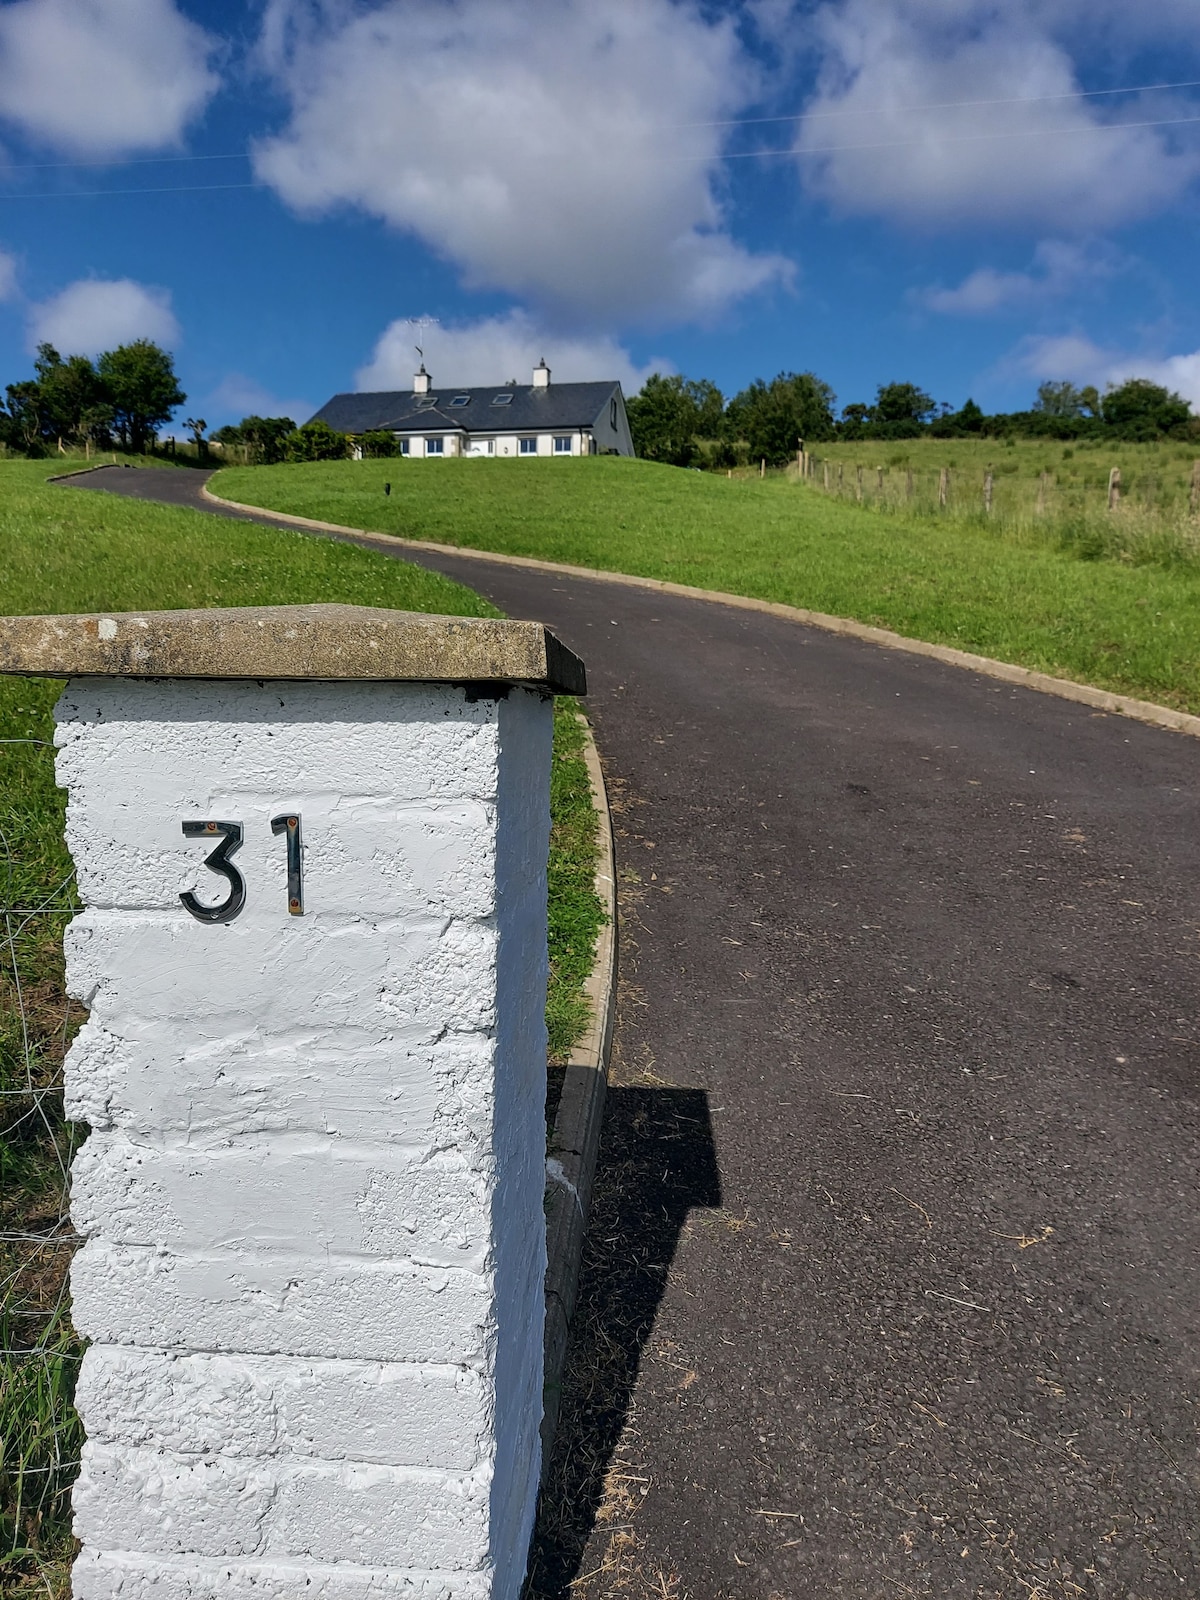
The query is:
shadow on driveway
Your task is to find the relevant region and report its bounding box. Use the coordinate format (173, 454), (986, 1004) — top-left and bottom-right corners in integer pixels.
(528, 1086), (722, 1597)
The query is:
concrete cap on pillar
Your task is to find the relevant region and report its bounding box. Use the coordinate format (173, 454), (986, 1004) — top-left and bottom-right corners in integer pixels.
(0, 603), (586, 694)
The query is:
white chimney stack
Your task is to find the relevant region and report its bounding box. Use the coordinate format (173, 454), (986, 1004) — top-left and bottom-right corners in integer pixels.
(532, 359), (550, 390)
(413, 364), (431, 395)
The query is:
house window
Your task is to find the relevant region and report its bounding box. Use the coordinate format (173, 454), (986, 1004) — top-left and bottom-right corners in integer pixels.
(610, 398), (618, 430)
(492, 393), (514, 406)
(519, 436), (538, 455)
(399, 438), (410, 456)
(415, 397), (438, 410)
(426, 437), (444, 455)
(449, 394), (471, 407)
(553, 436), (572, 454)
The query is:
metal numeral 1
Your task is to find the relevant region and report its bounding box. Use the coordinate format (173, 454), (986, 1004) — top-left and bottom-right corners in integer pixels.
(180, 821), (246, 924)
(271, 814), (304, 915)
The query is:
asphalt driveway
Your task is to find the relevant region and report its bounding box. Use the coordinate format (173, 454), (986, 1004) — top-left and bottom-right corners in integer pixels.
(66, 467), (1200, 1599)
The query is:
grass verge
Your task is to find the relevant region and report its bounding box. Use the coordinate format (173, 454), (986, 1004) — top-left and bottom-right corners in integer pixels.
(0, 458), (603, 1594)
(214, 455), (1200, 713)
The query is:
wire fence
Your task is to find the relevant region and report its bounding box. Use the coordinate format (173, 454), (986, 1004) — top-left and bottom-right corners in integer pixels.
(792, 451), (1200, 568)
(1, 732), (85, 1599)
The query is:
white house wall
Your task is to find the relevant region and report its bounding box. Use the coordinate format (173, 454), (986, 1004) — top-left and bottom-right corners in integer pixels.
(403, 432), (590, 458)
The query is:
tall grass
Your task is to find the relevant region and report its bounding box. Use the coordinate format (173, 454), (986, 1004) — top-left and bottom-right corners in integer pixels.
(805, 438), (1200, 570)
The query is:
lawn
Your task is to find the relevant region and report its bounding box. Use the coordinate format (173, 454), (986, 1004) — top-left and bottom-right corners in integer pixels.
(0, 457), (603, 1594)
(215, 454), (1200, 714)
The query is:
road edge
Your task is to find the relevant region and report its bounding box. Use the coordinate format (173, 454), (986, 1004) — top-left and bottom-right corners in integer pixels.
(541, 709), (617, 1475)
(201, 480), (1200, 742)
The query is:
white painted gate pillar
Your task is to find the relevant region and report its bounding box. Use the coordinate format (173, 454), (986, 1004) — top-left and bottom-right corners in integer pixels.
(0, 604), (586, 1600)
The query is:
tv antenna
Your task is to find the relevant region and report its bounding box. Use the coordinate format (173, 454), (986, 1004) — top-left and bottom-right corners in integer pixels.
(406, 314), (439, 366)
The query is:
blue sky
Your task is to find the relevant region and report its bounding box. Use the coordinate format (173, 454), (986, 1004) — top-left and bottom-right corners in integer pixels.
(1, 0), (1199, 429)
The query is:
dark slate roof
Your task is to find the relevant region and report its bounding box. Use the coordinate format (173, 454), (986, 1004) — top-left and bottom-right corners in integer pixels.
(309, 381), (621, 435)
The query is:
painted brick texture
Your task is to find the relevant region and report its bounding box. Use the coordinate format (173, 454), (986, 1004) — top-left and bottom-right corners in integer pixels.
(57, 678), (552, 1598)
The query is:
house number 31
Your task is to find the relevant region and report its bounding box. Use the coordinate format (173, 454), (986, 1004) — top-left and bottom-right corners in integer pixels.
(180, 815), (303, 924)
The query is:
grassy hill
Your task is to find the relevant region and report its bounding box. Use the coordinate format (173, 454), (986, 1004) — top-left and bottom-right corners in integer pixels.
(215, 455), (1200, 714)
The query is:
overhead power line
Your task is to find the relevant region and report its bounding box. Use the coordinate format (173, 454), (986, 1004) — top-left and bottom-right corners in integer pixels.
(1, 109), (1199, 198)
(1, 151), (249, 171)
(0, 74), (1197, 176)
(682, 77), (1200, 129)
(742, 112), (1200, 161)
(0, 181), (264, 200)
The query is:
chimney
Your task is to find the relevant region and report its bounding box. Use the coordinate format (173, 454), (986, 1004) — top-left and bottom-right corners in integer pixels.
(413, 364), (431, 395)
(532, 358), (550, 390)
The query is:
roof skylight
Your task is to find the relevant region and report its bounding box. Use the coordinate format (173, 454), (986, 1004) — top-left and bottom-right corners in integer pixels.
(491, 393), (514, 406)
(450, 394), (471, 407)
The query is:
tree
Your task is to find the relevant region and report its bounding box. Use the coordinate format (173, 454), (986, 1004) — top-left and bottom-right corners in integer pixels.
(873, 381), (936, 428)
(1101, 377), (1191, 438)
(929, 397), (987, 438)
(285, 419), (349, 462)
(34, 344), (109, 445)
(96, 340), (185, 452)
(210, 414), (296, 464)
(4, 380), (47, 453)
(1033, 380), (1085, 417)
(627, 373), (726, 465)
(726, 372), (836, 464)
(838, 402), (872, 438)
(360, 429), (402, 458)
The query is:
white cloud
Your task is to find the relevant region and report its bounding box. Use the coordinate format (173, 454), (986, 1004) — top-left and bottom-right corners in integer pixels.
(355, 310), (668, 394)
(0, 0), (218, 158)
(918, 240), (1117, 315)
(0, 250), (18, 302)
(1134, 352), (1200, 411)
(202, 373), (316, 430)
(794, 0), (1200, 229)
(253, 0), (791, 325)
(1007, 333), (1200, 408)
(27, 279), (180, 356)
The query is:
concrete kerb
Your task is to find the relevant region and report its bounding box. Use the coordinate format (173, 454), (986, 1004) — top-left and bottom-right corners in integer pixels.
(541, 712), (617, 1474)
(45, 463), (123, 483)
(201, 481), (1200, 743)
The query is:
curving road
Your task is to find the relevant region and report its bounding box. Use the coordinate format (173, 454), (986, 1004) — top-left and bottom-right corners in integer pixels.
(66, 467), (1200, 1598)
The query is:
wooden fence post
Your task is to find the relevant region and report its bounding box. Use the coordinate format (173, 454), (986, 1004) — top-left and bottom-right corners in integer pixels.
(855, 465), (863, 503)
(1191, 460), (1200, 514)
(760, 458), (766, 478)
(837, 464), (844, 493)
(939, 467), (948, 508)
(876, 466), (885, 495)
(983, 470), (994, 515)
(823, 462), (830, 491)
(1108, 466), (1121, 510)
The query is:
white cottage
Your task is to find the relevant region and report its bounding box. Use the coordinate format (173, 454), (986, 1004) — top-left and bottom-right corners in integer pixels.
(309, 361), (635, 458)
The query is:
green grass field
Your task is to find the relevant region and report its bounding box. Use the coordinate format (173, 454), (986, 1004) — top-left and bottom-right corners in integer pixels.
(216, 454), (1200, 714)
(0, 458), (603, 1594)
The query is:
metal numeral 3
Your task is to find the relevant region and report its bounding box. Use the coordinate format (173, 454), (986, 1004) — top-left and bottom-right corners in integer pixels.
(180, 821), (246, 924)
